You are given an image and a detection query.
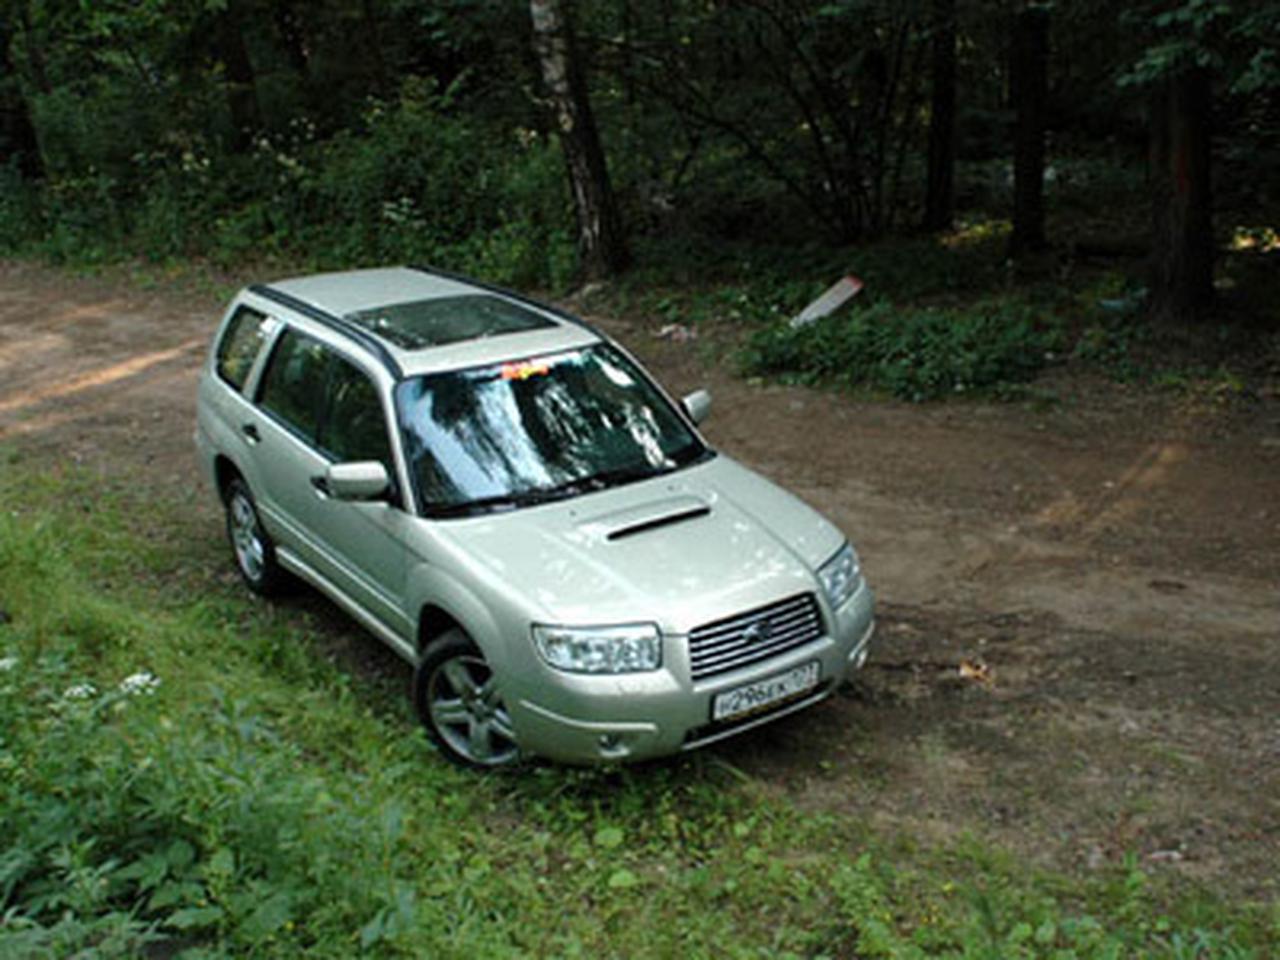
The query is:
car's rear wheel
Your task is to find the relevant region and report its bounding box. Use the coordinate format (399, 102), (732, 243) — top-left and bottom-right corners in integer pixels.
(224, 477), (285, 596)
(414, 630), (519, 768)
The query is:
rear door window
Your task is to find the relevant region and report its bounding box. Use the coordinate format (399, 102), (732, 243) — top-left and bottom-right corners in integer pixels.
(216, 306), (269, 391)
(257, 329), (331, 445)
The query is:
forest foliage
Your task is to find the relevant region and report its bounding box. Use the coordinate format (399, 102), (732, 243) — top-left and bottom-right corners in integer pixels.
(2, 0), (1278, 387)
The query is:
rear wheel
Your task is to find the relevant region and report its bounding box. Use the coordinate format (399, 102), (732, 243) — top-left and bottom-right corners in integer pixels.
(224, 477), (286, 595)
(414, 630), (519, 768)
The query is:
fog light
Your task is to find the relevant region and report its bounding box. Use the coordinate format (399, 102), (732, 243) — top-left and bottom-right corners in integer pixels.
(598, 734), (621, 751)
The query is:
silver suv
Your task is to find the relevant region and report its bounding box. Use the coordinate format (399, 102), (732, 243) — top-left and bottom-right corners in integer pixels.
(195, 267), (875, 766)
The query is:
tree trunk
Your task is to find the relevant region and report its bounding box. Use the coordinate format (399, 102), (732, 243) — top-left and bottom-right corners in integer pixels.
(0, 14), (44, 178)
(530, 0), (630, 280)
(361, 0), (391, 98)
(1148, 66), (1214, 324)
(214, 1), (262, 153)
(13, 3), (52, 96)
(922, 0), (956, 232)
(1008, 3), (1048, 257)
(273, 0), (310, 79)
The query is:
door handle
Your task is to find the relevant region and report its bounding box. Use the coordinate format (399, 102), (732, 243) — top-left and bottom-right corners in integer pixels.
(241, 423), (261, 444)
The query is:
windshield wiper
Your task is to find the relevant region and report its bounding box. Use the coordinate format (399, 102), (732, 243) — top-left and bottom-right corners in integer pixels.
(427, 488), (569, 519)
(580, 463), (675, 490)
(427, 460), (701, 519)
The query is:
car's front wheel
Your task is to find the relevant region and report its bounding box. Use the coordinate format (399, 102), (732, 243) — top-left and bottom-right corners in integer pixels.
(224, 477), (286, 596)
(414, 629), (519, 768)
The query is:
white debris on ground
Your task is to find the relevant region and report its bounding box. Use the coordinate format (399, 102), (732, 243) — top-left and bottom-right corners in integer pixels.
(789, 275), (864, 329)
(654, 323), (697, 342)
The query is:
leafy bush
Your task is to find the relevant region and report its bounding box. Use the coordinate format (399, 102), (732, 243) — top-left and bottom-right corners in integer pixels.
(0, 161), (42, 253)
(3, 79), (576, 287)
(740, 299), (1063, 400)
(153, 80), (579, 287)
(290, 83), (573, 287)
(0, 509), (499, 958)
(1072, 311), (1151, 381)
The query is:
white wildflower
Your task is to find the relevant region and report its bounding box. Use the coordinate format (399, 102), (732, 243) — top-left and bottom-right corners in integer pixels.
(0, 656), (16, 672)
(119, 671), (161, 696)
(63, 682), (97, 700)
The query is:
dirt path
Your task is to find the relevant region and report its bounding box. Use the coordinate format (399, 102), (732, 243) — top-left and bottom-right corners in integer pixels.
(2, 260), (1277, 898)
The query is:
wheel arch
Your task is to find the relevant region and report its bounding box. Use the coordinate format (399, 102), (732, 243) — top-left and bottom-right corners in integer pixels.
(213, 455), (244, 503)
(417, 604), (464, 654)
(409, 578), (509, 673)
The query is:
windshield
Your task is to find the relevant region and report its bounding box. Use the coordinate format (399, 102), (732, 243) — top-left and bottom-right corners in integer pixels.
(396, 344), (709, 517)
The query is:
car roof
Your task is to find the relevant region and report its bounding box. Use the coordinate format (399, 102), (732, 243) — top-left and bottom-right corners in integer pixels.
(254, 266), (600, 379)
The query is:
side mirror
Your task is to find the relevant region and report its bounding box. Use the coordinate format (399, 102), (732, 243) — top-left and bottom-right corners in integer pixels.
(326, 461), (390, 502)
(681, 389), (712, 426)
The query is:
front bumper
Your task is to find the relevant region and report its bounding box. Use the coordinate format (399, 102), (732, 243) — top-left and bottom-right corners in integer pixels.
(508, 580), (875, 763)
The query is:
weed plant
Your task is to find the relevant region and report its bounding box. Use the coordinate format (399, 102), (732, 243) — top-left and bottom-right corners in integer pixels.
(740, 299), (1063, 401)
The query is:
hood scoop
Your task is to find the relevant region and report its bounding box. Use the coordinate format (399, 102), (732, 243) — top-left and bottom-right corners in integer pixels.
(608, 505), (711, 541)
(580, 495), (712, 542)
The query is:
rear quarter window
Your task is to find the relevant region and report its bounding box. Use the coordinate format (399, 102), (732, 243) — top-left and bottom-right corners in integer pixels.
(216, 306), (269, 391)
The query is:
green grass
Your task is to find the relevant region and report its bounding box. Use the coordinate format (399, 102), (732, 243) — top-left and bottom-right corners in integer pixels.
(579, 224), (1277, 403)
(738, 298), (1064, 401)
(587, 227), (1075, 401)
(0, 453), (1276, 957)
(594, 225), (1016, 328)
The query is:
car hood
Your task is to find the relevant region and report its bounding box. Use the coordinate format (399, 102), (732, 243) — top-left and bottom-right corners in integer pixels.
(433, 455), (845, 631)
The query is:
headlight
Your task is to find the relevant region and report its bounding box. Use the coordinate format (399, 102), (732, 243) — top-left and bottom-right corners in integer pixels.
(532, 623), (662, 674)
(818, 543), (862, 610)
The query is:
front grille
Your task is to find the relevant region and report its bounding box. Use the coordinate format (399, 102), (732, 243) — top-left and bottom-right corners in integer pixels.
(687, 593), (824, 681)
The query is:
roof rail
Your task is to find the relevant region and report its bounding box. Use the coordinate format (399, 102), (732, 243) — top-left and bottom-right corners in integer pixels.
(250, 284), (404, 378)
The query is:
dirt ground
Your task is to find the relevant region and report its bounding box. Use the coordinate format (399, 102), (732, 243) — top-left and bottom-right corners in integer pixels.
(1, 259), (1277, 900)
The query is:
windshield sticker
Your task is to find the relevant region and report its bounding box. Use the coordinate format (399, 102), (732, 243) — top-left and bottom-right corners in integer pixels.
(501, 359), (552, 381)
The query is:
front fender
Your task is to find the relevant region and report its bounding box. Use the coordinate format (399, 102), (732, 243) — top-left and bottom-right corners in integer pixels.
(406, 560), (533, 680)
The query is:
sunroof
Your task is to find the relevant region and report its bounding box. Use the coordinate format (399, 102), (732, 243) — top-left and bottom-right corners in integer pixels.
(346, 294), (556, 349)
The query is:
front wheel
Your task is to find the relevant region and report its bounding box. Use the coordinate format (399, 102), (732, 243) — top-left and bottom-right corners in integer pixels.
(414, 630), (520, 768)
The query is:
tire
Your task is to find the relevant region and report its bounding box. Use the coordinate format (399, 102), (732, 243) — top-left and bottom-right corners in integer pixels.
(224, 477), (286, 596)
(414, 629), (520, 768)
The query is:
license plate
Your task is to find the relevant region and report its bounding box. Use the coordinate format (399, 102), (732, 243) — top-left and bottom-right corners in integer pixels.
(712, 661), (821, 722)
